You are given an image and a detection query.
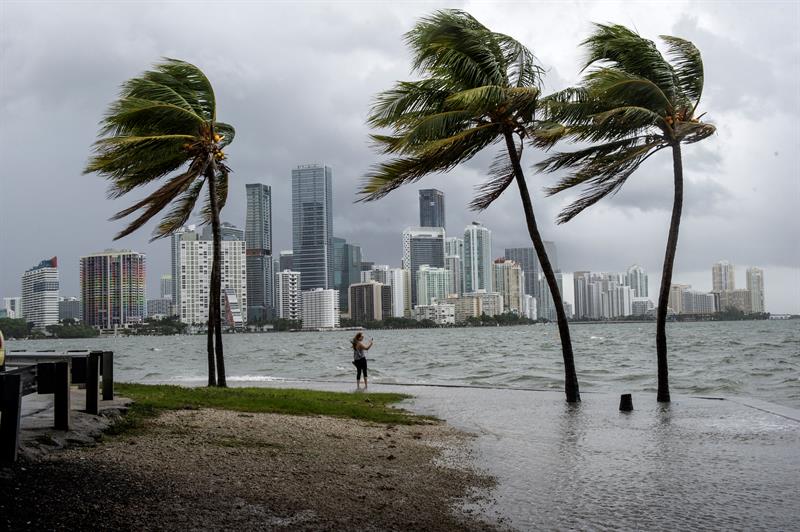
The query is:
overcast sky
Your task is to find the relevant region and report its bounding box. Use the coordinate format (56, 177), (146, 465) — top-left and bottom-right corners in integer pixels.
(1, 1), (798, 313)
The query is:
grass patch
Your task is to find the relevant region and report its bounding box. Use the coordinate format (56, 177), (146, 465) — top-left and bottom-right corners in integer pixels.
(112, 383), (431, 435)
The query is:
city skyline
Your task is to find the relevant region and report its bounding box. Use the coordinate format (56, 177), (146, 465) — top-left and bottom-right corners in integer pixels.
(0, 3), (797, 313)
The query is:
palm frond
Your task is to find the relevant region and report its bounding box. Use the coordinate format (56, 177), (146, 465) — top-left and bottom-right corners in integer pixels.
(154, 177), (207, 240)
(585, 68), (672, 115)
(368, 79), (451, 128)
(152, 58), (217, 121)
(200, 164), (230, 225)
(660, 35), (704, 112)
(214, 122), (236, 148)
(470, 145), (519, 211)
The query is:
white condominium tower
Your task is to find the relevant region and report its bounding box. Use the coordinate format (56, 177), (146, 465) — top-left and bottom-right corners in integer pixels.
(625, 264), (649, 298)
(301, 288), (339, 329)
(464, 222), (492, 293)
(21, 257), (59, 328)
(176, 227), (247, 327)
(712, 260), (736, 292)
(416, 265), (451, 307)
(746, 267), (765, 312)
(275, 270), (302, 321)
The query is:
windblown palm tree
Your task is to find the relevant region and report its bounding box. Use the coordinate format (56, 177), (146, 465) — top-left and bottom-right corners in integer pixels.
(536, 24), (715, 402)
(85, 59), (235, 387)
(359, 10), (580, 402)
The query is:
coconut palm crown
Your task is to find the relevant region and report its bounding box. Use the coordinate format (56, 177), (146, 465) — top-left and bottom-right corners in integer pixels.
(84, 58), (234, 387)
(359, 9), (581, 402)
(536, 24), (715, 402)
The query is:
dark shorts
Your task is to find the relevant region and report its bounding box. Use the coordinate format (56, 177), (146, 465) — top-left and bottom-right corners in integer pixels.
(354, 357), (367, 379)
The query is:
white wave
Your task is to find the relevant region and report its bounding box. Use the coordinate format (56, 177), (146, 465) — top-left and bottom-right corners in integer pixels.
(225, 375), (289, 382)
(590, 336), (605, 340)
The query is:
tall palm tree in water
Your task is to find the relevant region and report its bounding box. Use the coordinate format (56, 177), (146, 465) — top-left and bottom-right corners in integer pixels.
(536, 24), (715, 402)
(85, 59), (235, 387)
(360, 10), (580, 402)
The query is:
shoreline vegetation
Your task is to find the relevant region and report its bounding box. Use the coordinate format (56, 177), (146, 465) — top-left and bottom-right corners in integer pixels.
(2, 384), (498, 530)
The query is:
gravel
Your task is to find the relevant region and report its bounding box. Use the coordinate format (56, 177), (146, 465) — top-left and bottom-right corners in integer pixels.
(1, 408), (500, 531)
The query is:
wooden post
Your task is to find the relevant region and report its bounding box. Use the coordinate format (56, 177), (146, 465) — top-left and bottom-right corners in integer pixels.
(101, 351), (114, 401)
(619, 393), (633, 412)
(54, 361), (71, 430)
(0, 373), (23, 463)
(86, 351), (100, 415)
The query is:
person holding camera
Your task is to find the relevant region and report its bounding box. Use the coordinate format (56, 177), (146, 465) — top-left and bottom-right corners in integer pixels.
(351, 332), (373, 389)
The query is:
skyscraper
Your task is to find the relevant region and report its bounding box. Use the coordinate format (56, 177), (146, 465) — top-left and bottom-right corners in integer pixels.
(160, 274), (173, 300)
(81, 251), (145, 329)
(333, 237), (362, 313)
(59, 297), (82, 322)
(2, 297), (22, 319)
(278, 250), (294, 272)
(625, 264), (649, 298)
(349, 282), (392, 324)
(292, 164), (334, 290)
(416, 265), (451, 306)
(245, 183), (273, 322)
(493, 259), (525, 314)
(301, 288), (339, 329)
(445, 237), (464, 295)
(402, 227), (446, 307)
(419, 188), (445, 229)
(712, 260), (736, 292)
(464, 222), (492, 293)
(537, 272), (563, 321)
(746, 267), (765, 312)
(504, 243), (558, 298)
(21, 257), (59, 328)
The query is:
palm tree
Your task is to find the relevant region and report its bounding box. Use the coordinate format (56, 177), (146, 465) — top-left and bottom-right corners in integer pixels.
(85, 59), (235, 387)
(359, 10), (581, 402)
(535, 24), (715, 402)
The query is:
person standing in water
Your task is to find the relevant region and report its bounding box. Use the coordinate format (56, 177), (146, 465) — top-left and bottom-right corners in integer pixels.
(351, 332), (373, 389)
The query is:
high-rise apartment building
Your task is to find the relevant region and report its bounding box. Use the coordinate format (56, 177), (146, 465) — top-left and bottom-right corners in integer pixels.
(402, 227), (445, 307)
(170, 226), (191, 314)
(80, 251), (145, 329)
(21, 257), (60, 329)
(292, 164), (334, 290)
(444, 255), (462, 297)
(160, 274), (173, 300)
(416, 265), (451, 307)
(333, 237), (362, 313)
(574, 271), (634, 320)
(746, 267), (765, 313)
(464, 222), (492, 293)
(419, 189), (445, 229)
(625, 264), (649, 298)
(301, 288), (339, 329)
(537, 272), (564, 321)
(245, 183), (274, 322)
(712, 260), (736, 292)
(146, 298), (172, 317)
(275, 270), (302, 321)
(175, 228), (247, 327)
(201, 222), (245, 242)
(2, 297), (22, 319)
(493, 259), (525, 314)
(58, 297), (81, 322)
(504, 243), (558, 298)
(413, 303), (455, 325)
(361, 266), (410, 318)
(349, 282), (392, 324)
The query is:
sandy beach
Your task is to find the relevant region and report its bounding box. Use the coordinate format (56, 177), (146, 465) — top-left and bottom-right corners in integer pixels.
(1, 407), (498, 531)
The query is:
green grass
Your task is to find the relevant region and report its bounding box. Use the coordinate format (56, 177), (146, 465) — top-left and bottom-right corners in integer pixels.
(111, 383), (431, 435)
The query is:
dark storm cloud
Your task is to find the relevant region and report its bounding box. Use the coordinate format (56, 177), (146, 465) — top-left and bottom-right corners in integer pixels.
(1, 1), (798, 312)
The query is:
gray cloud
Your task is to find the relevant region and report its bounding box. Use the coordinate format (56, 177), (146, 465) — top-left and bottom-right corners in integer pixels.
(1, 1), (798, 313)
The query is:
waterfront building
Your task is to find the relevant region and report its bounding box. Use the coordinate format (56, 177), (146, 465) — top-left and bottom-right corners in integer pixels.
(245, 183), (274, 322)
(349, 282), (392, 324)
(20, 257), (60, 329)
(504, 244), (557, 299)
(668, 284), (692, 314)
(279, 250), (294, 272)
(493, 259), (525, 315)
(333, 237), (362, 313)
(201, 222), (244, 242)
(402, 227), (445, 307)
(175, 229), (247, 327)
(2, 297), (22, 319)
(464, 290), (503, 317)
(413, 303), (455, 325)
(58, 297), (82, 322)
(363, 266), (410, 318)
(625, 265), (649, 298)
(301, 288), (339, 329)
(146, 298), (172, 318)
(443, 294), (482, 323)
(746, 267), (765, 313)
(444, 255), (463, 297)
(160, 274), (173, 300)
(170, 226), (192, 315)
(717, 289), (752, 313)
(80, 251), (145, 330)
(537, 272), (565, 321)
(682, 290), (717, 315)
(419, 189), (445, 229)
(275, 270), (301, 321)
(464, 222), (492, 293)
(712, 260), (736, 292)
(416, 265), (451, 307)
(631, 297), (655, 316)
(523, 294), (537, 320)
(445, 237), (465, 295)
(292, 164), (334, 291)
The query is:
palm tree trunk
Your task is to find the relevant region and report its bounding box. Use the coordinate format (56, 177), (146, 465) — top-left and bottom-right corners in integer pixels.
(655, 143), (684, 403)
(204, 163), (217, 387)
(503, 130), (580, 403)
(206, 162), (227, 387)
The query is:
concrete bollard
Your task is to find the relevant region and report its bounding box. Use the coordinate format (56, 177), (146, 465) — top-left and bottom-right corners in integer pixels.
(619, 394), (633, 411)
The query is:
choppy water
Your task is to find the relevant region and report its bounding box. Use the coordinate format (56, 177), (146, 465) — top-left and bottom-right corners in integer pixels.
(8, 320), (800, 408)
